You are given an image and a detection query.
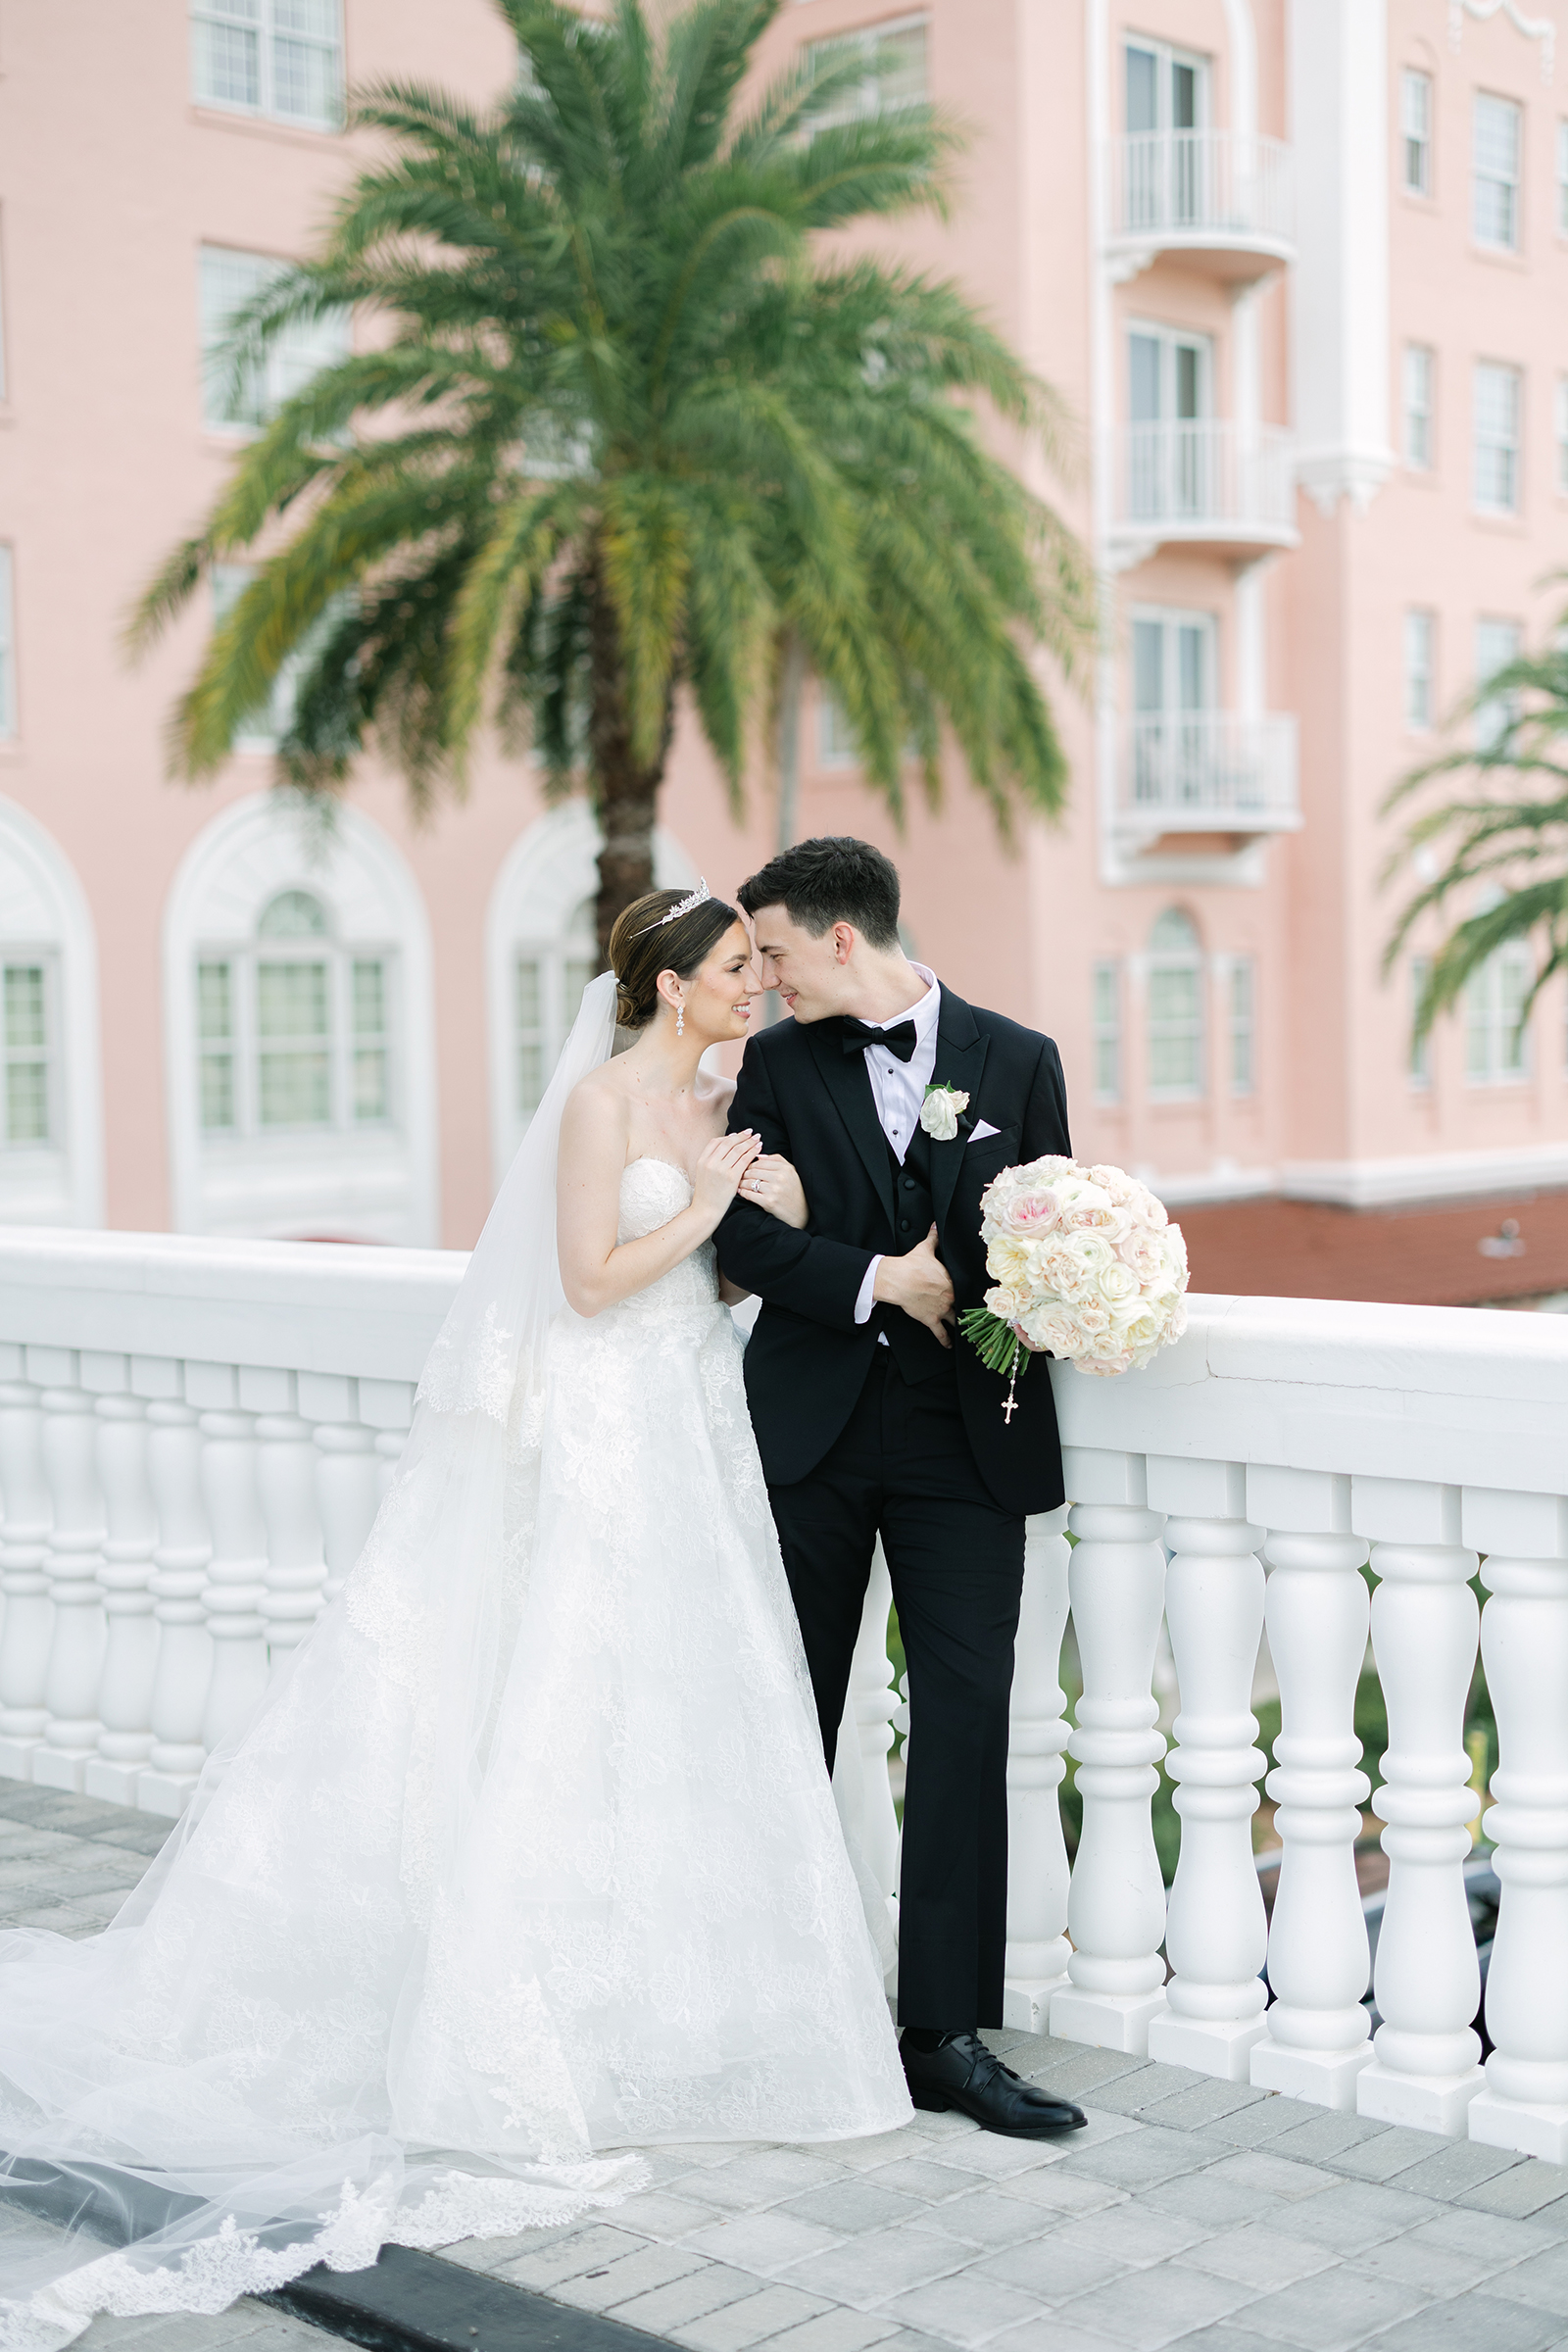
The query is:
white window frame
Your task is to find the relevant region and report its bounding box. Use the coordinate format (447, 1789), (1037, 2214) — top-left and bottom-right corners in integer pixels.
(200, 244), (350, 435)
(1147, 907), (1205, 1103)
(1473, 90), (1523, 251)
(818, 685), (858, 767)
(0, 546), (14, 740)
(1228, 955), (1256, 1098)
(804, 15), (928, 133)
(1466, 936), (1532, 1084)
(190, 0), (343, 131)
(1473, 361), (1522, 514)
(195, 889), (399, 1144)
(1091, 958), (1122, 1105)
(1402, 69), (1433, 196)
(1403, 343), (1436, 470)
(1409, 955), (1434, 1090)
(0, 953), (59, 1152)
(1130, 605), (1217, 719)
(513, 897), (597, 1123)
(1475, 615), (1523, 751)
(1123, 36), (1209, 135)
(1405, 609), (1437, 732)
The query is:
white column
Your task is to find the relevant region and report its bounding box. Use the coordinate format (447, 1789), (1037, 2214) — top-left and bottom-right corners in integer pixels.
(30, 1348), (108, 1792)
(303, 1373), (379, 1604)
(82, 1357), (158, 1806)
(0, 1359), (54, 1781)
(1004, 1505), (1073, 2032)
(1355, 1477), (1486, 2135)
(1052, 1448), (1169, 2054)
(137, 1374), (214, 1819)
(1249, 1466), (1374, 2108)
(245, 1369), (327, 1666)
(1147, 1458), (1269, 2080)
(832, 1542), (901, 1950)
(189, 1364), (270, 1754)
(1466, 1491), (1568, 2162)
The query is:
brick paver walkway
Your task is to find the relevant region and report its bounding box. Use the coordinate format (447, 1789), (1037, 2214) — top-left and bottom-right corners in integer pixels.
(3, 1785), (1567, 2352)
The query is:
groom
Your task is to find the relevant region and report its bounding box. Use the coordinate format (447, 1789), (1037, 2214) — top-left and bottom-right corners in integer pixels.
(718, 837), (1087, 2138)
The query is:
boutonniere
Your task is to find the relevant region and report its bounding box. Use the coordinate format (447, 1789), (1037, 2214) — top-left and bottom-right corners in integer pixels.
(919, 1080), (970, 1142)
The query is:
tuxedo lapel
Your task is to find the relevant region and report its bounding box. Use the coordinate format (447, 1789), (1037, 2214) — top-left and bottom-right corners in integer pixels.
(805, 1019), (896, 1234)
(929, 989), (990, 1239)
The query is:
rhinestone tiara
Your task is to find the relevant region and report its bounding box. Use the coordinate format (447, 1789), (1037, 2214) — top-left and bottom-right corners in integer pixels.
(634, 879), (711, 935)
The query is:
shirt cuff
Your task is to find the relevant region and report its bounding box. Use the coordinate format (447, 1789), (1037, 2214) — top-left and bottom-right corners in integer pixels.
(854, 1255), (883, 1326)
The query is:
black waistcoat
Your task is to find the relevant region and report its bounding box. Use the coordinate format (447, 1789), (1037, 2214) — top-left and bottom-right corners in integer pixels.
(876, 1122), (955, 1389)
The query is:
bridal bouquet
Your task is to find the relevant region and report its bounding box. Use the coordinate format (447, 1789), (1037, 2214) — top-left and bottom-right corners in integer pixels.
(958, 1156), (1188, 1406)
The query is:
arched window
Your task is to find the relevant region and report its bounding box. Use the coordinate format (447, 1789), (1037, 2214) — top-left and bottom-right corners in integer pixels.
(486, 803), (698, 1191)
(1148, 906), (1204, 1099)
(0, 796), (103, 1224)
(166, 796), (436, 1242)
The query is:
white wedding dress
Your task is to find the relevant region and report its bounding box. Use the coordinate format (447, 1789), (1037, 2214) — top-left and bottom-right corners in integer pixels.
(0, 980), (910, 2350)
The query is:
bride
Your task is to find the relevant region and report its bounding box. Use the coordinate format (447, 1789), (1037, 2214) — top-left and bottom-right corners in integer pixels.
(0, 884), (911, 2346)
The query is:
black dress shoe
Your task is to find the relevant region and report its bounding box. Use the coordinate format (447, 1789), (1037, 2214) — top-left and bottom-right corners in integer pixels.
(901, 2031), (1088, 2138)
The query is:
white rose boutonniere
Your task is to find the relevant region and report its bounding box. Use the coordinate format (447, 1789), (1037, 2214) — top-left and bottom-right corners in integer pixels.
(919, 1081), (970, 1143)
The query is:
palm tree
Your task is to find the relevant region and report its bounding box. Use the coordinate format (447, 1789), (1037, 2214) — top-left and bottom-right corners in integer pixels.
(1383, 635), (1568, 1051)
(131, 0), (1088, 957)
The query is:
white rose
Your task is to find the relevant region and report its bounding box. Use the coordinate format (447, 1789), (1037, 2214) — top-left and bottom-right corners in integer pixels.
(919, 1084), (968, 1143)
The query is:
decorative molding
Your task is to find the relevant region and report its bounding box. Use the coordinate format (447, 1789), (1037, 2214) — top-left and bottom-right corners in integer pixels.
(1282, 1139), (1568, 1209)
(1449, 0), (1555, 83)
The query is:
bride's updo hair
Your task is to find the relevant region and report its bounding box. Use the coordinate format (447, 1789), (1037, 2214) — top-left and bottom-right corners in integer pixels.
(609, 888), (742, 1029)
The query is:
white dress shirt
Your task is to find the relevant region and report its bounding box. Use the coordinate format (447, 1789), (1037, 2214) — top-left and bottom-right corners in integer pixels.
(849, 963), (941, 1330)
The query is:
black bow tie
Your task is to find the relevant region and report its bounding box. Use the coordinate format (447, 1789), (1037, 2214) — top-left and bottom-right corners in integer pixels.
(841, 1016), (918, 1063)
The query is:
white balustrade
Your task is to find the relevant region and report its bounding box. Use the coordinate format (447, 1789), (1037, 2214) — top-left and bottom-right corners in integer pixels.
(1467, 1491), (1568, 2162)
(0, 1362), (54, 1780)
(1147, 1458), (1268, 2079)
(1, 1241), (1566, 2151)
(1052, 1450), (1169, 2053)
(82, 1360), (158, 1806)
(1003, 1506), (1073, 2032)
(32, 1352), (109, 1791)
(1247, 1469), (1373, 2107)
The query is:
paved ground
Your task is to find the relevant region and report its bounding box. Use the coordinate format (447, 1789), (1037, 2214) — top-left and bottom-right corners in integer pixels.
(3, 1784), (1568, 2352)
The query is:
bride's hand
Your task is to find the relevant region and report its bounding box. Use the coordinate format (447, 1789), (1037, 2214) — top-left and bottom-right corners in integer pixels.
(693, 1130), (761, 1221)
(740, 1154), (809, 1230)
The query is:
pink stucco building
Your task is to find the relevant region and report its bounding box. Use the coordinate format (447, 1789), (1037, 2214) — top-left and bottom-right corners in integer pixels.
(1, 0), (1565, 1254)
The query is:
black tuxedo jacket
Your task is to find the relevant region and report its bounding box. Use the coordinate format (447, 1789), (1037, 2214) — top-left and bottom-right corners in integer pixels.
(716, 986), (1071, 1517)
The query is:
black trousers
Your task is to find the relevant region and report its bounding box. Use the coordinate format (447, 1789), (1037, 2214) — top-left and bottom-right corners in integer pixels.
(766, 1348), (1026, 2031)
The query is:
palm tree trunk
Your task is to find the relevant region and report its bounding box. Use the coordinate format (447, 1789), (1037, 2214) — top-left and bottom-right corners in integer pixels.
(586, 555), (672, 968)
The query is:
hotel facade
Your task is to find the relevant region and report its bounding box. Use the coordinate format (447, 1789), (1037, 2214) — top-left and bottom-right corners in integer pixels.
(1, 0), (1566, 1256)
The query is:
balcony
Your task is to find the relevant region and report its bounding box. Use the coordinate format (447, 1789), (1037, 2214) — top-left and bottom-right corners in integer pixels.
(1106, 129), (1295, 281)
(3, 1236), (1567, 2173)
(1109, 420), (1298, 562)
(1119, 711), (1300, 845)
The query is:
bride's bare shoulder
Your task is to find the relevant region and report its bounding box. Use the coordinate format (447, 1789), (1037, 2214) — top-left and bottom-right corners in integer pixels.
(560, 1063), (632, 1152)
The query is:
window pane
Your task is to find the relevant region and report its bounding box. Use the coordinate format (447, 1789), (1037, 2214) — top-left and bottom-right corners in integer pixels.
(258, 888), (327, 938)
(199, 246), (275, 427)
(257, 959), (328, 1038)
(517, 1039), (545, 1114)
(1125, 44), (1158, 134)
(352, 957), (385, 1037)
(1403, 345), (1433, 468)
(1410, 956), (1433, 1086)
(197, 960), (232, 1041)
(564, 956), (596, 1030)
(352, 1047), (388, 1121)
(5, 1060), (48, 1145)
(4, 964), (46, 1051)
(1474, 95), (1521, 247)
(878, 24), (927, 111)
(200, 1052), (236, 1131)
(1405, 610), (1434, 728)
(193, 18), (261, 109)
(1230, 958), (1254, 1095)
(515, 956), (541, 1034)
(259, 1049), (330, 1125)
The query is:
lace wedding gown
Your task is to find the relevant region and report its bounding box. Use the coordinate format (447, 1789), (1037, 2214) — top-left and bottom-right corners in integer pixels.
(0, 1152), (910, 2348)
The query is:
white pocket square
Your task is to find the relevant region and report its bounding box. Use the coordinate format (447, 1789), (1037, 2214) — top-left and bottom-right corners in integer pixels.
(967, 1120), (1001, 1144)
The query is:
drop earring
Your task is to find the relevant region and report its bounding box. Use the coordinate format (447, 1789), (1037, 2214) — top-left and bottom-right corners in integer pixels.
(676, 1003), (685, 1038)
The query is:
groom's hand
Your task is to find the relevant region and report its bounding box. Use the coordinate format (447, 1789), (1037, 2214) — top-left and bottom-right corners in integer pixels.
(873, 1226), (956, 1348)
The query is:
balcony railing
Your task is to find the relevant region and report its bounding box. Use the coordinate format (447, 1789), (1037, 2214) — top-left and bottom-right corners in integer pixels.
(2, 1236), (1566, 2161)
(1110, 420), (1298, 557)
(1120, 711), (1299, 840)
(1107, 129), (1295, 279)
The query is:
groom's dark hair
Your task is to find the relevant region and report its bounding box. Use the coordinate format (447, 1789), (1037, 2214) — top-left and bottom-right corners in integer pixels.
(737, 837), (901, 951)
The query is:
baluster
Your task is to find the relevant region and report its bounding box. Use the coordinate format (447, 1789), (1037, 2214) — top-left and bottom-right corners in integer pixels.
(302, 1374), (379, 1604)
(1249, 1466), (1374, 2107)
(1355, 1477), (1486, 2134)
(82, 1357), (158, 1806)
(1147, 1458), (1269, 2080)
(30, 1349), (108, 1791)
(1052, 1449), (1169, 2054)
(361, 1377), (416, 1499)
(831, 1543), (901, 1956)
(245, 1369), (326, 1667)
(1465, 1491), (1568, 2162)
(0, 1362), (53, 1780)
(1004, 1505), (1073, 2032)
(188, 1365), (270, 1753)
(137, 1370), (214, 1819)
